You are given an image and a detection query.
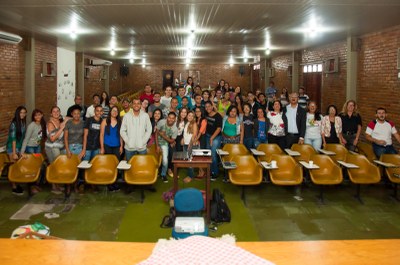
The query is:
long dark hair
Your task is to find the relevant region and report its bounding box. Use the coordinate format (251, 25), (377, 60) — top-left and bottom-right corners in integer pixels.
(31, 109), (47, 141)
(150, 108), (164, 131)
(101, 91), (110, 107)
(105, 106), (121, 135)
(11, 106), (27, 142)
(326, 104), (338, 116)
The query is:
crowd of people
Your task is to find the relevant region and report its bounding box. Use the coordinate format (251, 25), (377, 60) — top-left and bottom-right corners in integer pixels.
(6, 77), (400, 195)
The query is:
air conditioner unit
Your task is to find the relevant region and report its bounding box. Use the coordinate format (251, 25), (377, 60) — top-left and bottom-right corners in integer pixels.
(0, 31), (22, 44)
(90, 59), (113, 66)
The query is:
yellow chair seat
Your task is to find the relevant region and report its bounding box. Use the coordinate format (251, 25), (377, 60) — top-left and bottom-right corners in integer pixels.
(256, 143), (283, 163)
(147, 144), (162, 167)
(291, 144), (317, 162)
(84, 155), (119, 185)
(346, 154), (381, 184)
(309, 154), (343, 185)
(0, 153), (10, 173)
(8, 154), (44, 183)
(380, 154), (400, 184)
(46, 155), (80, 184)
(269, 154), (303, 185)
(357, 141), (377, 162)
(324, 144), (348, 162)
(222, 144), (249, 162)
(124, 155), (158, 185)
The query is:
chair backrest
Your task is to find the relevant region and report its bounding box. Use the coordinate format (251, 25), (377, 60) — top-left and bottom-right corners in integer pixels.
(0, 153), (10, 172)
(310, 154), (334, 170)
(90, 155), (119, 174)
(52, 155), (80, 174)
(292, 144), (316, 161)
(222, 144), (249, 161)
(129, 154), (158, 171)
(257, 144), (283, 162)
(357, 141), (377, 162)
(174, 188), (204, 213)
(17, 154), (44, 174)
(325, 144), (348, 161)
(380, 154), (400, 182)
(147, 144), (162, 166)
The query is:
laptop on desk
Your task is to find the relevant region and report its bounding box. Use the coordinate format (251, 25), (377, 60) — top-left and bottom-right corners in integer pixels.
(173, 139), (193, 161)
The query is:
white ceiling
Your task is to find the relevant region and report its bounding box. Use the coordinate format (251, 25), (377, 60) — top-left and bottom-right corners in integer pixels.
(0, 0), (400, 64)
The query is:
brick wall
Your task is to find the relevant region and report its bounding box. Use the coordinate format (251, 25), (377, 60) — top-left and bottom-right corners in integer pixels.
(271, 55), (292, 93)
(121, 64), (252, 95)
(35, 40), (57, 117)
(358, 25), (400, 146)
(302, 41), (347, 112)
(0, 42), (25, 145)
(83, 55), (106, 106)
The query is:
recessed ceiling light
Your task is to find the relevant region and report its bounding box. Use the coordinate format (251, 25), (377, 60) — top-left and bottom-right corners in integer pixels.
(110, 49), (115, 56)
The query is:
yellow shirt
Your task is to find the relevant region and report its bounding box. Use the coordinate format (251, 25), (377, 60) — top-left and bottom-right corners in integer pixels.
(120, 108), (132, 118)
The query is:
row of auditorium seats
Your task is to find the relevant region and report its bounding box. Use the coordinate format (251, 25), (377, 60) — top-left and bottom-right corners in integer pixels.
(220, 143), (399, 204)
(1, 142), (398, 205)
(3, 151), (159, 203)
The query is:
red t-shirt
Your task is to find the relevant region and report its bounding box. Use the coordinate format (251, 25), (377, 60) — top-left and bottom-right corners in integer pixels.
(139, 93), (154, 105)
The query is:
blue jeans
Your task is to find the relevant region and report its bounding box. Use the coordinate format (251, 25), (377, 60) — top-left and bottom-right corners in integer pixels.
(84, 149), (99, 161)
(183, 144), (199, 178)
(205, 134), (222, 175)
(69, 144), (83, 155)
(304, 138), (322, 151)
(372, 143), (398, 158)
(243, 137), (254, 150)
(254, 138), (267, 148)
(160, 145), (169, 177)
(125, 149), (147, 162)
(25, 146), (41, 154)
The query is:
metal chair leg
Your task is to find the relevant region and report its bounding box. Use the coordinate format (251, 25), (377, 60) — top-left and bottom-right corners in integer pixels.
(354, 184), (364, 204)
(317, 185), (324, 204)
(390, 183), (399, 201)
(140, 188), (145, 204)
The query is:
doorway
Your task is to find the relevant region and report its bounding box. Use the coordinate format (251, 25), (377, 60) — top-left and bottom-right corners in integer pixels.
(303, 73), (322, 109)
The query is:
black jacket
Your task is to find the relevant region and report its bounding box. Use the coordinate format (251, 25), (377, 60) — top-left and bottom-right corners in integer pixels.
(282, 104), (307, 138)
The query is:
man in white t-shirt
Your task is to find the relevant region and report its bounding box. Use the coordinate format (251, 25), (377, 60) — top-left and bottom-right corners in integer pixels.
(365, 107), (400, 158)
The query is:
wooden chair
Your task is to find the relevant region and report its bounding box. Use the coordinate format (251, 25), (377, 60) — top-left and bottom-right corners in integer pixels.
(380, 154), (400, 200)
(291, 143), (317, 162)
(256, 143), (283, 163)
(124, 155), (158, 203)
(228, 155), (263, 205)
(346, 153), (381, 203)
(84, 155), (119, 188)
(357, 141), (377, 162)
(269, 154), (303, 187)
(46, 155), (80, 198)
(309, 154), (343, 203)
(8, 154), (44, 197)
(324, 143), (348, 162)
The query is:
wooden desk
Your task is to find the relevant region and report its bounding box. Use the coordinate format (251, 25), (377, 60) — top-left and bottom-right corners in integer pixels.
(172, 156), (212, 222)
(1, 238), (399, 265)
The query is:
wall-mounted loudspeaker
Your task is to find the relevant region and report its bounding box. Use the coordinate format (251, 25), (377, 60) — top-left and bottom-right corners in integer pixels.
(120, 65), (129, 76)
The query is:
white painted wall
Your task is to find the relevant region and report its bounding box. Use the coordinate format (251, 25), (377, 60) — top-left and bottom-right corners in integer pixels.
(57, 47), (75, 116)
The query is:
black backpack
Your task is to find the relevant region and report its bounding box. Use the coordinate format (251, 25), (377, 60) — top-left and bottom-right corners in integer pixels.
(210, 189), (231, 223)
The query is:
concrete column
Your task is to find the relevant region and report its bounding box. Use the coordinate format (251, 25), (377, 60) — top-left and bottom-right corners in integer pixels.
(291, 51), (300, 92)
(346, 36), (358, 100)
(76, 52), (85, 103)
(24, 37), (35, 114)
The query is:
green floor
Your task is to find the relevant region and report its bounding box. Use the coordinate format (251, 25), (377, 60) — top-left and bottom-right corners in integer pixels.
(0, 172), (400, 242)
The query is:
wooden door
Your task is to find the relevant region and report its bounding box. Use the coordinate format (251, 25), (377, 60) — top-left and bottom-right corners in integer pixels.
(303, 73), (322, 108)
